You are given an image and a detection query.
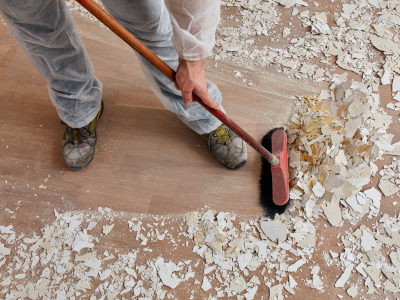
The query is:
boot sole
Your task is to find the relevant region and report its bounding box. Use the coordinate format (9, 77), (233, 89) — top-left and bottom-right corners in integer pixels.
(228, 159), (247, 170)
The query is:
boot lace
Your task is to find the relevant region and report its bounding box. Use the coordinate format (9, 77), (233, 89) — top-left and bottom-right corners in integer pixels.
(213, 124), (232, 144)
(61, 121), (92, 143)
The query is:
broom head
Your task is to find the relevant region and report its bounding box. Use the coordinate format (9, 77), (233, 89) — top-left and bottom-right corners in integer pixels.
(271, 130), (289, 205)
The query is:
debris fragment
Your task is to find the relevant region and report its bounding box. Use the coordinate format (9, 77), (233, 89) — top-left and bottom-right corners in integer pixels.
(102, 223), (115, 236)
(201, 276), (211, 291)
(260, 219), (288, 242)
(335, 264), (354, 288)
(347, 285), (358, 298)
(287, 259), (306, 272)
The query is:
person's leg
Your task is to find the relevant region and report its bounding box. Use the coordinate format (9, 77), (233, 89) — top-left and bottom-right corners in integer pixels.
(100, 0), (247, 169)
(100, 0), (222, 135)
(0, 0), (103, 170)
(0, 0), (102, 128)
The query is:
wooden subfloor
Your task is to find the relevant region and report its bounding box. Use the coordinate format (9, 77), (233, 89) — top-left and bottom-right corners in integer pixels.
(0, 13), (322, 224)
(1, 8), (400, 300)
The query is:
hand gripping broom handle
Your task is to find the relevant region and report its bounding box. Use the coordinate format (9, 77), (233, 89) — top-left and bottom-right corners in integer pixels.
(76, 0), (279, 166)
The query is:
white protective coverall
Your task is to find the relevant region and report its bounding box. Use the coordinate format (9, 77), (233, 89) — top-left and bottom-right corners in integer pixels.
(0, 0), (223, 134)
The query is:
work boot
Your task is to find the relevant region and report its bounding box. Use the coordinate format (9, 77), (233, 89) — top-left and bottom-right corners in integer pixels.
(61, 101), (104, 170)
(201, 124), (248, 170)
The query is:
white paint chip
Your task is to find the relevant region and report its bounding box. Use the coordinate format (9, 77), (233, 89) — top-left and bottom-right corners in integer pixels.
(381, 71), (391, 85)
(361, 230), (376, 252)
(288, 275), (297, 288)
(356, 263), (367, 277)
(346, 196), (362, 213)
(260, 219), (288, 242)
(269, 284), (283, 300)
(87, 221), (97, 231)
(394, 92), (400, 101)
(238, 252), (253, 270)
(335, 264), (354, 288)
(393, 76), (400, 93)
(335, 150), (347, 166)
(201, 276), (212, 291)
(244, 285), (258, 300)
(363, 187), (381, 209)
(155, 258), (182, 289)
(287, 259), (306, 272)
(0, 276), (11, 286)
(378, 179), (400, 197)
(102, 224), (115, 236)
(330, 251), (338, 259)
(312, 182), (325, 198)
(347, 285), (358, 298)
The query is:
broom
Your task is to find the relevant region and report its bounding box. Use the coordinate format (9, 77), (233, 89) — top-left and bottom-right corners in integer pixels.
(260, 128), (292, 217)
(75, 0), (290, 214)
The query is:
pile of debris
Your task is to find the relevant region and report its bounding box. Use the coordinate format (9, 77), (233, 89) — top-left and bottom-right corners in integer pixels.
(1, 207), (400, 299)
(185, 209), (318, 298)
(328, 214), (400, 296)
(215, 0), (400, 95)
(286, 73), (392, 226)
(0, 208), (186, 299)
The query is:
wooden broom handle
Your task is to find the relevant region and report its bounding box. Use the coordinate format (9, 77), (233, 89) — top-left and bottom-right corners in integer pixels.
(75, 0), (279, 165)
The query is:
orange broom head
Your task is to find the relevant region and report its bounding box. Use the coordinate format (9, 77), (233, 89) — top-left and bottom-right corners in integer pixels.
(271, 130), (289, 206)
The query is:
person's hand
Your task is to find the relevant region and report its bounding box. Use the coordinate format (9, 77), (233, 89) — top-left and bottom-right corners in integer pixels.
(174, 58), (222, 110)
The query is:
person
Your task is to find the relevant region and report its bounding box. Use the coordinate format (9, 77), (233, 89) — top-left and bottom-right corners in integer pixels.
(0, 0), (248, 170)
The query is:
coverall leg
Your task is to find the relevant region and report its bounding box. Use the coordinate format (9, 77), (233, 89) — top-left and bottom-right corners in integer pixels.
(0, 0), (223, 134)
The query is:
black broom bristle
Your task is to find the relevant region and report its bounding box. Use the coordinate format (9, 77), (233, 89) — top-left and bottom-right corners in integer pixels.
(259, 127), (292, 218)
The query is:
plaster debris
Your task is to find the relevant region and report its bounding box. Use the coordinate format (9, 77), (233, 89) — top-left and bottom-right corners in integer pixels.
(393, 76), (400, 93)
(0, 204), (400, 299)
(356, 262), (367, 277)
(212, 0), (400, 93)
(312, 182), (325, 198)
(287, 80), (391, 225)
(288, 274), (297, 288)
(346, 196), (362, 214)
(347, 285), (358, 298)
(335, 264), (354, 288)
(5, 1), (400, 298)
(379, 179), (400, 196)
(244, 286), (258, 300)
(382, 71), (391, 85)
(330, 251), (338, 259)
(234, 71), (242, 78)
(250, 275), (260, 285)
(321, 197), (342, 227)
(87, 221), (97, 231)
(201, 276), (211, 291)
(306, 265), (324, 291)
(269, 284), (283, 300)
(370, 35), (400, 55)
(378, 158), (400, 197)
(155, 258), (182, 289)
(361, 230), (376, 252)
(287, 259), (306, 272)
(384, 280), (399, 293)
(260, 219), (288, 242)
(102, 223), (115, 236)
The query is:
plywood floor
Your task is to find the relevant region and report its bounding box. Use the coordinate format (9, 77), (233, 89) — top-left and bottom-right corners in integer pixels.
(2, 6), (400, 300)
(0, 12), (324, 225)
